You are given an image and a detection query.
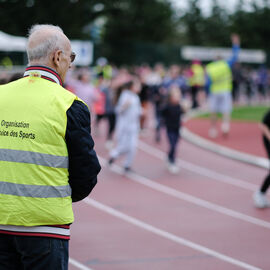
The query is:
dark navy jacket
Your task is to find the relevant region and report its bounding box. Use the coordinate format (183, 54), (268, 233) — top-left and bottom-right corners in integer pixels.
(66, 100), (101, 202)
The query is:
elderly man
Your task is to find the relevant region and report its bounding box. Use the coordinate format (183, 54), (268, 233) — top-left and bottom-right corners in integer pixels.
(0, 24), (101, 269)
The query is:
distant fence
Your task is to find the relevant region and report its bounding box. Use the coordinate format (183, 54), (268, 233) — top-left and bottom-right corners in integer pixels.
(1, 42), (270, 68)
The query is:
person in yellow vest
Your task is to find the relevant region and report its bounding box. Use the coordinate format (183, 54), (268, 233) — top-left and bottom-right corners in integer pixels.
(189, 60), (205, 108)
(95, 57), (113, 80)
(206, 34), (240, 138)
(0, 24), (101, 269)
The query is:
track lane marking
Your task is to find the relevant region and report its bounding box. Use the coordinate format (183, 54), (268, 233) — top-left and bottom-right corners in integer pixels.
(138, 140), (258, 191)
(99, 157), (270, 230)
(84, 197), (261, 270)
(69, 258), (93, 270)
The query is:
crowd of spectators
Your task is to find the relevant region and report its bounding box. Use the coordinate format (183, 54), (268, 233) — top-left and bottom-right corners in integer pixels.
(1, 60), (269, 172)
(1, 62), (270, 130)
(64, 61), (269, 129)
(2, 61), (269, 105)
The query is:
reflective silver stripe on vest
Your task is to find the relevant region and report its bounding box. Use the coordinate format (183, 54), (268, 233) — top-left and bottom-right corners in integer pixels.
(0, 149), (68, 168)
(0, 181), (71, 198)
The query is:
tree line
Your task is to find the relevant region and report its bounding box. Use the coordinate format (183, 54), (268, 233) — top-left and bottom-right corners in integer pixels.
(0, 0), (270, 65)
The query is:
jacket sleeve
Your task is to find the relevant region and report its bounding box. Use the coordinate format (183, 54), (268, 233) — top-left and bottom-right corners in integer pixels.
(66, 100), (101, 202)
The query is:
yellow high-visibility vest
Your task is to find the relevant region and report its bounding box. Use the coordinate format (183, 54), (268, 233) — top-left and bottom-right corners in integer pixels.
(206, 60), (232, 93)
(189, 63), (205, 87)
(0, 75), (78, 226)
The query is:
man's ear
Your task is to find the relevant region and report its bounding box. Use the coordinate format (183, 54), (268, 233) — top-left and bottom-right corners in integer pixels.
(52, 50), (62, 67)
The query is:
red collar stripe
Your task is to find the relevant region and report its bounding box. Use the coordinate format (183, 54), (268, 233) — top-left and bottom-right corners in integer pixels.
(25, 66), (63, 86)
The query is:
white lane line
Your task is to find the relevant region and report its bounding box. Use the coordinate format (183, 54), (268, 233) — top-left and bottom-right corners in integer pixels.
(99, 157), (270, 230)
(69, 258), (93, 270)
(84, 198), (261, 270)
(138, 140), (258, 191)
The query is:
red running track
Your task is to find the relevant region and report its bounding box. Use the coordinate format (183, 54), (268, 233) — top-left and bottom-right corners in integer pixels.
(69, 122), (270, 270)
(185, 118), (265, 157)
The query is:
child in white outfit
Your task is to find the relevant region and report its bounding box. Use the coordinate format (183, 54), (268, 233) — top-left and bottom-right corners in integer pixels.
(108, 78), (142, 172)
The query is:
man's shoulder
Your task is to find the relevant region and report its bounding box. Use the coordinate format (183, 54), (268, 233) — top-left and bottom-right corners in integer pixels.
(0, 77), (27, 92)
(50, 82), (79, 101)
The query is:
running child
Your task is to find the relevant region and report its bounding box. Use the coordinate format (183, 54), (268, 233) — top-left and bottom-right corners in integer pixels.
(162, 85), (185, 174)
(108, 77), (142, 173)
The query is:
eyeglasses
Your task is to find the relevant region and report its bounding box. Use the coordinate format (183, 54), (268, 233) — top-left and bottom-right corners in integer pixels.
(60, 51), (76, 63)
(70, 52), (76, 63)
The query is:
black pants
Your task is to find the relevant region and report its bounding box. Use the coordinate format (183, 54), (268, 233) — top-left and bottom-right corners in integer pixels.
(191, 86), (199, 109)
(154, 105), (163, 142)
(96, 113), (116, 140)
(260, 137), (270, 193)
(0, 235), (68, 270)
(232, 81), (239, 102)
(107, 113), (116, 140)
(166, 129), (179, 164)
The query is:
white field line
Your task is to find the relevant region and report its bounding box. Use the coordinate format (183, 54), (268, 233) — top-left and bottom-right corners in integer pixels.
(84, 197), (262, 270)
(138, 140), (258, 191)
(99, 157), (270, 230)
(69, 258), (93, 270)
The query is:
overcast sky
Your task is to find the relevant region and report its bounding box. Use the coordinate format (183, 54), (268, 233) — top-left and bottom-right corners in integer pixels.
(170, 0), (265, 16)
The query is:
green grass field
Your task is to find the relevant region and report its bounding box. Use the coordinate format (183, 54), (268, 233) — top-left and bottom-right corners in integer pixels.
(199, 106), (269, 122)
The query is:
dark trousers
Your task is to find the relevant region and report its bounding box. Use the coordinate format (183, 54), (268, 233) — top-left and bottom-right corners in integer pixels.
(107, 112), (116, 140)
(232, 81), (239, 102)
(191, 86), (199, 108)
(261, 137), (270, 193)
(0, 235), (68, 270)
(96, 113), (116, 140)
(95, 113), (106, 125)
(167, 129), (179, 164)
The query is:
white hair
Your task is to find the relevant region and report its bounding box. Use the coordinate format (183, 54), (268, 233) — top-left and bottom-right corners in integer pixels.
(26, 24), (65, 62)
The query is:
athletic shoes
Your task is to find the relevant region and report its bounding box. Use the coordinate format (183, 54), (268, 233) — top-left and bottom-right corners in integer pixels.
(253, 190), (270, 208)
(123, 166), (134, 175)
(108, 157), (115, 166)
(221, 122), (230, 138)
(167, 162), (179, 174)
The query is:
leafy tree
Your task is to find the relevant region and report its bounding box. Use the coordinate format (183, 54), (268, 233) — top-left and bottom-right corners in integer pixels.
(0, 0), (177, 64)
(101, 0), (176, 64)
(202, 0), (231, 46)
(179, 0), (204, 46)
(0, 0), (113, 38)
(1, 0), (270, 65)
(178, 0), (231, 47)
(230, 0), (270, 50)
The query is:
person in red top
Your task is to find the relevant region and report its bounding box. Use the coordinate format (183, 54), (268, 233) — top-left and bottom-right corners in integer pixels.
(93, 73), (107, 135)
